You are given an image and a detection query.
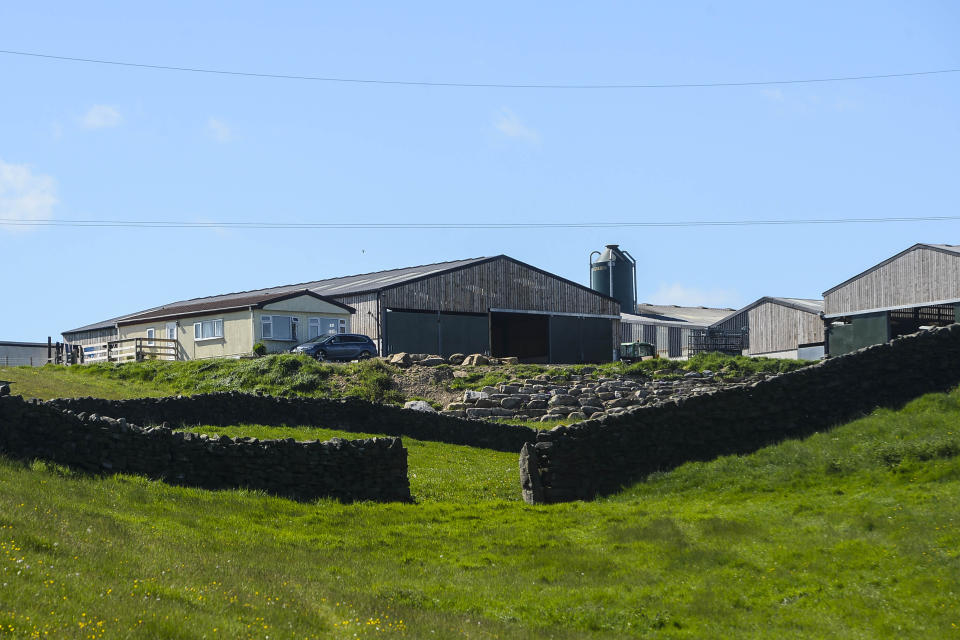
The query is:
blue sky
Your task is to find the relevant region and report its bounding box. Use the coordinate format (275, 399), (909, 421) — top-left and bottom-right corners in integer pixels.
(1, 2), (958, 342)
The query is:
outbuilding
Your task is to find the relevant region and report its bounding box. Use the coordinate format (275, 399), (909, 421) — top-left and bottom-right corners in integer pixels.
(621, 304), (734, 359)
(823, 243), (960, 356)
(711, 297), (825, 359)
(0, 341), (50, 367)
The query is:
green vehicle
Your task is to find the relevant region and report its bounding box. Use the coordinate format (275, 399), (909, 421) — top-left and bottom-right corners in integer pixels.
(619, 341), (656, 363)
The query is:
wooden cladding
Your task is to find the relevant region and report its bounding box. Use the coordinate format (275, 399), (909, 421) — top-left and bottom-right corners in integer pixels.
(334, 293), (380, 339)
(380, 258), (618, 317)
(825, 246), (960, 315)
(747, 301), (823, 355)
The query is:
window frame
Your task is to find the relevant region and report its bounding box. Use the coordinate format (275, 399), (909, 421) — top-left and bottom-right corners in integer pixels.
(193, 318), (224, 342)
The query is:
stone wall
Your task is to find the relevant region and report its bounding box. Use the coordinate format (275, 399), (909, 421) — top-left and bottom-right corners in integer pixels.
(0, 395), (410, 503)
(521, 325), (960, 504)
(45, 393), (537, 453)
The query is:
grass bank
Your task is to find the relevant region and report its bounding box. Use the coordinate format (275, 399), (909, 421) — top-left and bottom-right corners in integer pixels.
(0, 386), (957, 637)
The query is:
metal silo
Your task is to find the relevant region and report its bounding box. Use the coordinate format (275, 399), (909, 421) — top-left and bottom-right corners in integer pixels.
(590, 244), (637, 314)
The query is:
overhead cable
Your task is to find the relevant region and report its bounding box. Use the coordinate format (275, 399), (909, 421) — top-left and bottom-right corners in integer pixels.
(2, 215), (958, 230)
(1, 49), (957, 89)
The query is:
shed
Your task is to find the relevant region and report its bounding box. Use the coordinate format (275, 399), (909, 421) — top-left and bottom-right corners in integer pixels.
(822, 243), (960, 355)
(621, 304), (734, 359)
(0, 341), (50, 367)
(712, 297), (824, 359)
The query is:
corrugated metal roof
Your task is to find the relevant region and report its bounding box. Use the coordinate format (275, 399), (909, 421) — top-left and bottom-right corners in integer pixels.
(631, 303), (735, 326)
(64, 257), (490, 335)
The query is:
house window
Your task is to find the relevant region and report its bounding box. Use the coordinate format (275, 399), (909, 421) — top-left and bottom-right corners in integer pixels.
(261, 315), (298, 341)
(193, 319), (224, 341)
(339, 319), (347, 334)
(146, 328), (155, 346)
(309, 317), (342, 339)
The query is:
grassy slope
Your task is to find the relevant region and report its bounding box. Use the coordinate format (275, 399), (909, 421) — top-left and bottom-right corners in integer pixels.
(1, 384), (958, 638)
(1, 351), (811, 403)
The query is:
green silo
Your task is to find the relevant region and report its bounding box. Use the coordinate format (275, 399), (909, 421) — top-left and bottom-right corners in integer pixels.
(590, 244), (637, 314)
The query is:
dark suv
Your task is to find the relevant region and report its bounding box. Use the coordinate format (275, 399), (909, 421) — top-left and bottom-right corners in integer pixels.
(291, 334), (377, 361)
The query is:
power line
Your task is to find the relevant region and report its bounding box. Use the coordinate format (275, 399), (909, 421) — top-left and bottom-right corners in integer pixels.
(1, 49), (958, 89)
(1, 215), (958, 230)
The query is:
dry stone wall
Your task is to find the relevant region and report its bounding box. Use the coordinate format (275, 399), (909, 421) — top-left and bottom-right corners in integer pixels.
(45, 393), (537, 453)
(0, 395), (410, 502)
(521, 325), (960, 504)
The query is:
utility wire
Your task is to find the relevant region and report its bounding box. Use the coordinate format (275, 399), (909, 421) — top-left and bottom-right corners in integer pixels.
(1, 49), (958, 89)
(2, 215), (958, 229)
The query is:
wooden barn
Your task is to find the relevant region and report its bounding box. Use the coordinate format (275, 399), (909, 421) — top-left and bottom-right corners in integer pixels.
(711, 297), (825, 359)
(621, 304), (734, 359)
(63, 255), (621, 364)
(823, 243), (960, 356)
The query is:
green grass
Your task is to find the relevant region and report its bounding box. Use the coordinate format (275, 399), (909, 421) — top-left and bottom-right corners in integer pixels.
(1, 356), (405, 404)
(1, 381), (959, 637)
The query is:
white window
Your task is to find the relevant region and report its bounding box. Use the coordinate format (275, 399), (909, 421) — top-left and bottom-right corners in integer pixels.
(166, 323), (177, 340)
(309, 317), (343, 339)
(146, 328), (155, 346)
(261, 315), (297, 341)
(339, 318), (347, 334)
(193, 319), (223, 341)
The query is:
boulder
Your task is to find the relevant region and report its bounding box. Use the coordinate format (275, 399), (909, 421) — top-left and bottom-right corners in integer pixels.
(0, 383), (9, 397)
(581, 406), (603, 417)
(445, 402), (467, 411)
(462, 354), (489, 366)
(500, 356), (519, 365)
(447, 353), (466, 364)
(499, 384), (520, 394)
(548, 394), (579, 407)
(404, 400), (437, 413)
(567, 411), (587, 421)
(388, 352), (412, 367)
(500, 396), (524, 410)
(462, 390), (488, 402)
(418, 356), (447, 367)
(474, 398), (498, 408)
(525, 399), (548, 410)
(466, 407), (493, 419)
(481, 386), (500, 395)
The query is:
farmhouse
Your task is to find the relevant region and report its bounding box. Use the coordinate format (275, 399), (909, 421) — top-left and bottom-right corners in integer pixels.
(64, 290), (355, 361)
(621, 304), (734, 359)
(823, 243), (960, 356)
(711, 297), (825, 359)
(63, 255), (621, 363)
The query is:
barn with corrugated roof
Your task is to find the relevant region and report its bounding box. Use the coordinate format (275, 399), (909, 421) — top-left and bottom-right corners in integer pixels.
(823, 243), (960, 355)
(63, 255), (621, 363)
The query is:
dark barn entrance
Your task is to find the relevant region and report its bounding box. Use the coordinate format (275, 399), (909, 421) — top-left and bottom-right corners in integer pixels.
(490, 312), (549, 362)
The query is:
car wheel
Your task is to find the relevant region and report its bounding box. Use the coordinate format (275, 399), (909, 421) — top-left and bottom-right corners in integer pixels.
(315, 350), (327, 362)
(358, 351), (372, 360)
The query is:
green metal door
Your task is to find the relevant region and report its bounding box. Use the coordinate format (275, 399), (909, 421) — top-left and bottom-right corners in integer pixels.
(438, 313), (488, 357)
(385, 310), (439, 355)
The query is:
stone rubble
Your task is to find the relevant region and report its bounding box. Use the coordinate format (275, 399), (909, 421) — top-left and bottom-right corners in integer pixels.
(440, 371), (766, 421)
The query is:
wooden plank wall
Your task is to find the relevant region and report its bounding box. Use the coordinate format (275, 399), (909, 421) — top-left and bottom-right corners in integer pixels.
(381, 258), (619, 317)
(62, 327), (119, 347)
(825, 247), (960, 315)
(332, 293), (380, 340)
(747, 302), (823, 355)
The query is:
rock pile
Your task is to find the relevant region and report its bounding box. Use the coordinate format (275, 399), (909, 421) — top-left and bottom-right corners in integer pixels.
(442, 371), (760, 422)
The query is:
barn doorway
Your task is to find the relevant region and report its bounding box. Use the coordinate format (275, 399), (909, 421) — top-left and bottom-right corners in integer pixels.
(490, 312), (549, 362)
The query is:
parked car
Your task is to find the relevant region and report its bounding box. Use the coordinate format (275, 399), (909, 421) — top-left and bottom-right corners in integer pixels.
(291, 334), (378, 361)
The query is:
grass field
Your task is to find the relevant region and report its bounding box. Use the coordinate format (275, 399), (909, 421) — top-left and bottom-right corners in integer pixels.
(1, 373), (958, 637)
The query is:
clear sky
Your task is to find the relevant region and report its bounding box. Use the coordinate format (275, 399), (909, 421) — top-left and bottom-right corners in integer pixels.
(1, 2), (958, 342)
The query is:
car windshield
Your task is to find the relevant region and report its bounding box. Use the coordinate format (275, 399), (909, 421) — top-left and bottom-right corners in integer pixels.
(303, 335), (335, 345)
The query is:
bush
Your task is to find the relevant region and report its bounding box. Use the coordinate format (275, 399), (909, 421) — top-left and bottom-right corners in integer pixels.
(252, 342), (267, 357)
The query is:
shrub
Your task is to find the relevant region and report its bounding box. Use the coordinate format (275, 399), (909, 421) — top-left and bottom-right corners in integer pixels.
(252, 342), (267, 357)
